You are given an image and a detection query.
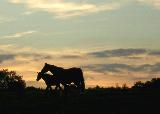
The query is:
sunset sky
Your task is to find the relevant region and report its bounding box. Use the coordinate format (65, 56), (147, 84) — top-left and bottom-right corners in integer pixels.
(1, 0), (160, 88)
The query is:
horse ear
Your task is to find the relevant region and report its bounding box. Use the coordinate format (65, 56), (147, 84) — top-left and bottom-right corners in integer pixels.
(45, 63), (47, 65)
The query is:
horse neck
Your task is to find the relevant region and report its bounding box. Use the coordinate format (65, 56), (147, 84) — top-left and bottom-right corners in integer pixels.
(47, 65), (59, 74)
(43, 64), (63, 74)
(41, 75), (48, 82)
(51, 66), (64, 74)
(41, 74), (56, 84)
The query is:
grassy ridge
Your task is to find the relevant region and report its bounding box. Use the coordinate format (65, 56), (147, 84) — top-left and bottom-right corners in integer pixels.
(1, 69), (160, 113)
(0, 86), (160, 114)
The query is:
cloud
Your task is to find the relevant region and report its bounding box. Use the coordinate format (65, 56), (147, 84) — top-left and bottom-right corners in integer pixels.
(83, 63), (160, 73)
(1, 46), (160, 64)
(59, 55), (83, 59)
(0, 16), (14, 24)
(7, 0), (160, 20)
(0, 52), (53, 63)
(0, 44), (84, 63)
(1, 47), (160, 64)
(22, 11), (34, 15)
(0, 54), (15, 63)
(9, 0), (125, 19)
(149, 50), (160, 56)
(0, 45), (53, 63)
(87, 48), (147, 58)
(2, 31), (37, 39)
(17, 52), (53, 61)
(137, 0), (160, 9)
(84, 64), (129, 73)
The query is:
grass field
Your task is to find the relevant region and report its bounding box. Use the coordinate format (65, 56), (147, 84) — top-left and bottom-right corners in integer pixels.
(0, 86), (159, 114)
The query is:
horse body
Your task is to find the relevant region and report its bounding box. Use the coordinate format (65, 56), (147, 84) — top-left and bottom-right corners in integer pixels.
(55, 68), (84, 83)
(40, 63), (85, 92)
(36, 72), (61, 91)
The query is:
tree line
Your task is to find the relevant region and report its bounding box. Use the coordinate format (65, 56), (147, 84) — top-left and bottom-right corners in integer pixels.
(0, 69), (160, 92)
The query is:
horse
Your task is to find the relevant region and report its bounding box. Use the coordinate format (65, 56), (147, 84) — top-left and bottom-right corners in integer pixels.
(40, 63), (85, 93)
(36, 72), (61, 92)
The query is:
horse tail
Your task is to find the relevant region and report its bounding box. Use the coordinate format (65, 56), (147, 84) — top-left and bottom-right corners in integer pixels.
(79, 69), (85, 92)
(80, 80), (85, 92)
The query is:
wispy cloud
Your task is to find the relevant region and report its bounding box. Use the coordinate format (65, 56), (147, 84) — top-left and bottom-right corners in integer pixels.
(0, 16), (14, 24)
(149, 50), (160, 56)
(87, 48), (147, 58)
(83, 63), (160, 73)
(9, 0), (126, 19)
(22, 11), (34, 15)
(0, 54), (15, 63)
(137, 0), (160, 9)
(0, 45), (53, 63)
(60, 55), (83, 59)
(2, 31), (37, 39)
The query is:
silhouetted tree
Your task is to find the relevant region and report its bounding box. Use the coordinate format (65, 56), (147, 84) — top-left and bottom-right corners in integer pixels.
(151, 78), (160, 89)
(0, 69), (26, 91)
(122, 83), (128, 90)
(132, 78), (160, 89)
(132, 81), (145, 89)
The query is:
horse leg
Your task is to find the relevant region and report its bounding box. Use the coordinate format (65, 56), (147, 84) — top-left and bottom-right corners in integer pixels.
(74, 82), (81, 94)
(58, 84), (62, 90)
(54, 85), (58, 95)
(74, 81), (85, 94)
(49, 86), (52, 93)
(63, 84), (68, 96)
(55, 85), (58, 91)
(45, 86), (49, 92)
(55, 83), (61, 91)
(54, 84), (61, 95)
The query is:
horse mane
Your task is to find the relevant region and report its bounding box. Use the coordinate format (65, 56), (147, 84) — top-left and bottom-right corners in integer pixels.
(47, 64), (64, 73)
(53, 64), (64, 70)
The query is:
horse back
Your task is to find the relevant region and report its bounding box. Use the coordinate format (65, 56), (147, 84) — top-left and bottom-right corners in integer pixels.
(59, 68), (84, 82)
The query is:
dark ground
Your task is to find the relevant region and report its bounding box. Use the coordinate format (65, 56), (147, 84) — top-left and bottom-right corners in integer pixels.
(0, 87), (160, 114)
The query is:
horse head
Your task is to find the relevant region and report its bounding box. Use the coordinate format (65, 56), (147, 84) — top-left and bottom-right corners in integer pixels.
(40, 63), (53, 73)
(40, 63), (57, 74)
(36, 72), (43, 81)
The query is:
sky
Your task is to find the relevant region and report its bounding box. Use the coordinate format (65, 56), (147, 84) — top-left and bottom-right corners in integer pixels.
(1, 0), (160, 88)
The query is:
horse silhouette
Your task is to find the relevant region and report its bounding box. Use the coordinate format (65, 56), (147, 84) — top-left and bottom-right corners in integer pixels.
(40, 63), (85, 93)
(36, 72), (61, 92)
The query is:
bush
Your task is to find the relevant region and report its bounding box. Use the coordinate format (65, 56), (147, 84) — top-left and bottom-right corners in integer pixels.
(132, 81), (145, 89)
(0, 69), (26, 91)
(132, 78), (160, 89)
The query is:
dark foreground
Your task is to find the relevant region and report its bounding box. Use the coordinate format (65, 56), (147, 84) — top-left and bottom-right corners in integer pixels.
(0, 87), (160, 114)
